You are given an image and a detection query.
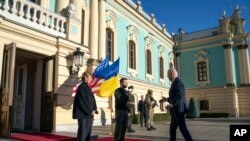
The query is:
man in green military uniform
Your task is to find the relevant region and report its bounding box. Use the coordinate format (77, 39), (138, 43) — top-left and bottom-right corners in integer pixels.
(145, 89), (157, 131)
(127, 85), (135, 133)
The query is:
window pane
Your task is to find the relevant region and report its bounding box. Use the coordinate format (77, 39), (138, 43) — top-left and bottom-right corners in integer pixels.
(159, 57), (164, 79)
(129, 41), (136, 69)
(106, 29), (114, 61)
(197, 62), (207, 82)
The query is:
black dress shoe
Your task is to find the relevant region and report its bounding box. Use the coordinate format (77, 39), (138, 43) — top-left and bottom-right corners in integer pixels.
(150, 126), (156, 130)
(147, 128), (151, 131)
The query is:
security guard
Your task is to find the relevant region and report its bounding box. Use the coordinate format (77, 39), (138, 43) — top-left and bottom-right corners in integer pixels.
(127, 85), (135, 133)
(145, 89), (156, 131)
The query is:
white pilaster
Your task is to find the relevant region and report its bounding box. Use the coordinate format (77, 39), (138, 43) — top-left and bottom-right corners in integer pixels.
(242, 46), (250, 84)
(89, 0), (99, 59)
(71, 0), (82, 20)
(98, 0), (106, 60)
(223, 44), (235, 86)
(40, 0), (49, 9)
(237, 45), (247, 85)
(56, 0), (70, 13)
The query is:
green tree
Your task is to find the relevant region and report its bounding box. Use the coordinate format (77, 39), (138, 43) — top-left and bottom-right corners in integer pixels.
(186, 97), (200, 118)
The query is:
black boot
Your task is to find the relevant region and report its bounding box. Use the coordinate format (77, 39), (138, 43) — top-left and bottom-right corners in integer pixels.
(150, 126), (156, 130)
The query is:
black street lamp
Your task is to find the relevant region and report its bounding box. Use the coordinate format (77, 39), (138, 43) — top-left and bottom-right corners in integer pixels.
(69, 48), (84, 76)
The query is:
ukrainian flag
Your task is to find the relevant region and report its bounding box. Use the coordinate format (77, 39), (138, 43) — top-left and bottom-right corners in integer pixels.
(94, 58), (120, 97)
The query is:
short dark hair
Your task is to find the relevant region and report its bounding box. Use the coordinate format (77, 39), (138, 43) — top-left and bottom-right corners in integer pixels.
(81, 72), (91, 81)
(120, 78), (127, 83)
(128, 85), (134, 89)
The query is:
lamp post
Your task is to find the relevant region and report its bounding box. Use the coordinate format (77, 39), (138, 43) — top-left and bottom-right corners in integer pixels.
(69, 48), (84, 76)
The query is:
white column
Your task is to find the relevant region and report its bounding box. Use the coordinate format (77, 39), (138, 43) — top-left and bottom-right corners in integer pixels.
(71, 0), (82, 20)
(40, 0), (49, 9)
(98, 0), (106, 60)
(56, 0), (70, 13)
(242, 46), (250, 84)
(89, 0), (99, 59)
(237, 45), (247, 85)
(223, 44), (235, 86)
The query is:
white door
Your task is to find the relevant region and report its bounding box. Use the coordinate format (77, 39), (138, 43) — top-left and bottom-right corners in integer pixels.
(12, 65), (27, 129)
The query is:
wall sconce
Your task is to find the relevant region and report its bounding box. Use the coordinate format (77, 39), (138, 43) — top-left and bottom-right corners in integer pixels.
(69, 48), (84, 76)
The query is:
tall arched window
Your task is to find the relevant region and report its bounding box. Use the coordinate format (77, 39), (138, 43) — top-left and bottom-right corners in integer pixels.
(106, 28), (114, 61)
(146, 50), (152, 75)
(159, 57), (164, 79)
(129, 41), (136, 69)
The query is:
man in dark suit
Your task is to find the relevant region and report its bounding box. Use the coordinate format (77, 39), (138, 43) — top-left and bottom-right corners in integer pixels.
(114, 78), (130, 141)
(73, 72), (97, 141)
(166, 69), (193, 141)
(137, 95), (147, 128)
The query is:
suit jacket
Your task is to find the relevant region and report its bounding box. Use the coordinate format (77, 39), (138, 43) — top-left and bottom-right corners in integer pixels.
(137, 100), (146, 113)
(168, 77), (188, 114)
(72, 82), (97, 119)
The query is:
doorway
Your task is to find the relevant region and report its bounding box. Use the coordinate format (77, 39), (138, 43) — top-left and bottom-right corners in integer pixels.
(10, 49), (45, 132)
(0, 44), (56, 138)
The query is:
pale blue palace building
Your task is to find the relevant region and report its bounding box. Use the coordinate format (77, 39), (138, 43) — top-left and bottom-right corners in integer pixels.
(173, 7), (250, 117)
(0, 0), (249, 135)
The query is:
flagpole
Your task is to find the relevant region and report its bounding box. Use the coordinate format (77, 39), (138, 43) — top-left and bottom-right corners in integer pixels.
(109, 96), (113, 136)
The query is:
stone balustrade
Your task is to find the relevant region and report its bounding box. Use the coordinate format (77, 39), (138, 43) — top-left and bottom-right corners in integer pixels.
(0, 0), (67, 37)
(123, 0), (172, 38)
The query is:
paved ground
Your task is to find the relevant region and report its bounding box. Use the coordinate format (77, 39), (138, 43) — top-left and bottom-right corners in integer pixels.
(1, 118), (250, 141)
(89, 118), (250, 141)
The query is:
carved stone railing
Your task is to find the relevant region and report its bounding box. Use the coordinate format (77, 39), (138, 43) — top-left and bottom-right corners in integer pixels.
(0, 0), (66, 37)
(123, 0), (171, 38)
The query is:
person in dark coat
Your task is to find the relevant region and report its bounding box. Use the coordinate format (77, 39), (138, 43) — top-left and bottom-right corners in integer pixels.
(166, 68), (193, 141)
(73, 72), (97, 141)
(114, 78), (130, 141)
(137, 95), (147, 128)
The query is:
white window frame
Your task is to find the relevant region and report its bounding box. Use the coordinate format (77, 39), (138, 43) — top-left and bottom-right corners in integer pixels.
(126, 25), (139, 77)
(145, 36), (154, 81)
(194, 50), (210, 87)
(158, 45), (166, 85)
(106, 10), (118, 61)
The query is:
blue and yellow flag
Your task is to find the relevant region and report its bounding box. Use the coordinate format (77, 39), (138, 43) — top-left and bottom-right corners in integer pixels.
(89, 57), (120, 97)
(99, 58), (120, 97)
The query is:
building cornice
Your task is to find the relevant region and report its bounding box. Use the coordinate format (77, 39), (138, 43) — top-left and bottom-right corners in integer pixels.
(111, 0), (174, 46)
(176, 34), (231, 47)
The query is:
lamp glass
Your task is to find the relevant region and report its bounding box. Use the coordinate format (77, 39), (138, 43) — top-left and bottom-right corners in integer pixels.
(73, 55), (82, 67)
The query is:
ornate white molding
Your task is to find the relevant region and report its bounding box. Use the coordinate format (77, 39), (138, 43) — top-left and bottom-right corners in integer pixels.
(127, 68), (138, 78)
(168, 51), (174, 69)
(146, 73), (154, 81)
(126, 25), (139, 76)
(160, 78), (165, 85)
(106, 10), (118, 29)
(158, 45), (165, 57)
(193, 50), (211, 87)
(144, 35), (153, 50)
(144, 35), (154, 81)
(127, 25), (138, 41)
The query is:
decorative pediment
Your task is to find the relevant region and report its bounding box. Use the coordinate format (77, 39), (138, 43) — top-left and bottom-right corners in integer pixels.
(106, 10), (118, 29)
(158, 45), (165, 54)
(144, 35), (153, 50)
(127, 25), (138, 41)
(194, 50), (208, 62)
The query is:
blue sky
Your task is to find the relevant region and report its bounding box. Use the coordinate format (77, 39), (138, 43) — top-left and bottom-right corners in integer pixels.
(133, 0), (250, 34)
